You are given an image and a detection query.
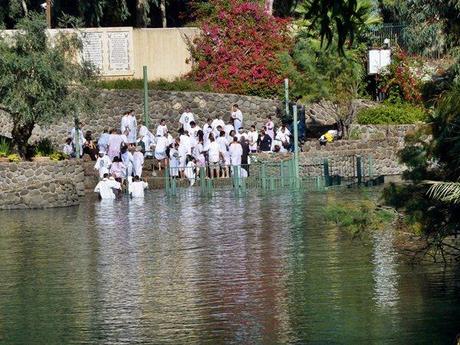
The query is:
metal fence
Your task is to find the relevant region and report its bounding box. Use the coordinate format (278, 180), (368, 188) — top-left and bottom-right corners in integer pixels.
(143, 154), (383, 197)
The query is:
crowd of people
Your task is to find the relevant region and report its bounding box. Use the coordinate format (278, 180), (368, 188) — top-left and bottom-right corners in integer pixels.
(64, 105), (296, 199)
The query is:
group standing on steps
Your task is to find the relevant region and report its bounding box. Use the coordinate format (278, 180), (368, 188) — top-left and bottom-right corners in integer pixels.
(64, 105), (297, 199)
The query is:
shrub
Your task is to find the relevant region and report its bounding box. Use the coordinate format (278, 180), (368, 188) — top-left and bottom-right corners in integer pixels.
(50, 152), (66, 161)
(356, 103), (426, 125)
(34, 138), (54, 157)
(379, 49), (424, 104)
(0, 138), (11, 157)
(189, 0), (292, 97)
(7, 153), (20, 162)
(325, 199), (396, 238)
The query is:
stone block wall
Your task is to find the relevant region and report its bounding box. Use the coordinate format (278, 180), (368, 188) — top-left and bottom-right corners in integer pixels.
(0, 160), (85, 209)
(0, 89), (279, 147)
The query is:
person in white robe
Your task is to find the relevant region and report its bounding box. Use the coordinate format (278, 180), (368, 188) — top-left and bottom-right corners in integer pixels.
(208, 135), (220, 178)
(231, 104), (243, 132)
(217, 132), (230, 178)
(248, 125), (259, 153)
(211, 117), (226, 131)
(156, 119), (168, 137)
(203, 118), (213, 144)
(229, 137), (243, 166)
(132, 146), (145, 177)
(62, 138), (74, 157)
(94, 174), (121, 199)
(70, 122), (86, 158)
(128, 176), (148, 198)
(265, 116), (275, 141)
(178, 133), (192, 175)
(138, 125), (155, 157)
(121, 149), (134, 178)
(121, 110), (137, 145)
(179, 107), (195, 132)
(94, 151), (112, 179)
(169, 143), (180, 178)
(184, 158), (197, 186)
(97, 129), (110, 153)
(154, 135), (169, 171)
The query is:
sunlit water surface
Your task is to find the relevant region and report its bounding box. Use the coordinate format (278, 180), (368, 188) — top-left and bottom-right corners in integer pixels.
(1, 190), (459, 344)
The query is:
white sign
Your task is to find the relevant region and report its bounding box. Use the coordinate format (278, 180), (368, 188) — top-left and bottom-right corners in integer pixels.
(82, 31), (104, 71)
(107, 31), (131, 72)
(79, 27), (133, 76)
(368, 49), (391, 75)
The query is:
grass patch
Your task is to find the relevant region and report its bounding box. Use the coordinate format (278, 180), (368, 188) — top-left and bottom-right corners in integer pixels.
(325, 199), (397, 238)
(96, 78), (214, 93)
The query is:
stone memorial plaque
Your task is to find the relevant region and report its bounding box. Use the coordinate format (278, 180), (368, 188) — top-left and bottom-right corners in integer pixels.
(82, 32), (104, 71)
(108, 31), (131, 72)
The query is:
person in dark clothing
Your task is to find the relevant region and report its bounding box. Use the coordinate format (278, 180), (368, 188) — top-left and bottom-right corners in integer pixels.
(240, 136), (250, 176)
(258, 128), (272, 152)
(83, 131), (98, 161)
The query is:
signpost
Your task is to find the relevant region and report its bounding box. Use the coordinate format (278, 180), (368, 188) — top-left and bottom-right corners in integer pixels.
(284, 78), (289, 117)
(143, 66), (149, 127)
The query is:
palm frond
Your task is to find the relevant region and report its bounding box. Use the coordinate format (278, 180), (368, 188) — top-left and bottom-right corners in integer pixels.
(427, 181), (460, 204)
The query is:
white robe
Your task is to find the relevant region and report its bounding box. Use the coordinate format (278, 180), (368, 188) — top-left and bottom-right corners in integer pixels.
(132, 151), (144, 177)
(231, 109), (243, 132)
(229, 142), (243, 166)
(211, 118), (225, 131)
(121, 115), (137, 143)
(121, 151), (134, 177)
(94, 178), (121, 199)
(129, 181), (148, 198)
(70, 127), (86, 157)
(184, 161), (196, 186)
(94, 155), (112, 179)
(179, 112), (195, 132)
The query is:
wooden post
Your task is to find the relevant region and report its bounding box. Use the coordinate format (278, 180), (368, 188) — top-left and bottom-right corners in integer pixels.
(46, 0), (51, 28)
(143, 66), (149, 127)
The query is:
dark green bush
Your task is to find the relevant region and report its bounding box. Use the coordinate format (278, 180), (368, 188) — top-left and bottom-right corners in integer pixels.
(34, 138), (54, 157)
(96, 78), (213, 93)
(356, 103), (427, 125)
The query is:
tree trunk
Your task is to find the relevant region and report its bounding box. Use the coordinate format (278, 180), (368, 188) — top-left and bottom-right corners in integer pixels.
(264, 0), (274, 15)
(11, 121), (35, 159)
(136, 0), (150, 27)
(21, 0), (28, 16)
(160, 0), (167, 28)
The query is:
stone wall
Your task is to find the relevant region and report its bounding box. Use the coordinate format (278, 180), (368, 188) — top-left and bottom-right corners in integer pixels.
(348, 124), (418, 142)
(0, 160), (85, 209)
(0, 89), (279, 147)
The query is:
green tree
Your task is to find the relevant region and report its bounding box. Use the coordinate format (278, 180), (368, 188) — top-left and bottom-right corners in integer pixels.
(383, 82), (460, 262)
(302, 0), (380, 54)
(0, 13), (95, 157)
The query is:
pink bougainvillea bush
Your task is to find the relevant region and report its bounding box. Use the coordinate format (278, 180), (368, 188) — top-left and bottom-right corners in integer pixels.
(189, 0), (292, 97)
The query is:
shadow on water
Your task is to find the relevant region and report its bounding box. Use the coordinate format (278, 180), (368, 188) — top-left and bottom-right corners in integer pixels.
(0, 189), (459, 344)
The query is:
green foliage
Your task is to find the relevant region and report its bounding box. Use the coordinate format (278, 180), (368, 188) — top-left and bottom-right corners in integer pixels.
(50, 151), (67, 161)
(34, 138), (54, 157)
(378, 0), (460, 57)
(0, 138), (11, 157)
(325, 199), (396, 238)
(302, 0), (381, 54)
(96, 78), (213, 92)
(427, 182), (460, 204)
(0, 13), (95, 157)
(7, 153), (20, 162)
(356, 103), (426, 124)
(279, 36), (366, 102)
(383, 82), (460, 261)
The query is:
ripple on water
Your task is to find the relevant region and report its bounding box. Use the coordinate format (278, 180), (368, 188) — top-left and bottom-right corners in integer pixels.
(0, 189), (459, 344)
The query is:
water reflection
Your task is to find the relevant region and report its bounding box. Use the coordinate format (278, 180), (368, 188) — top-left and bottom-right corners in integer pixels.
(1, 190), (460, 344)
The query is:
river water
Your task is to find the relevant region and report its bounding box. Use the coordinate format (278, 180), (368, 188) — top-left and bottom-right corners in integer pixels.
(0, 190), (459, 344)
